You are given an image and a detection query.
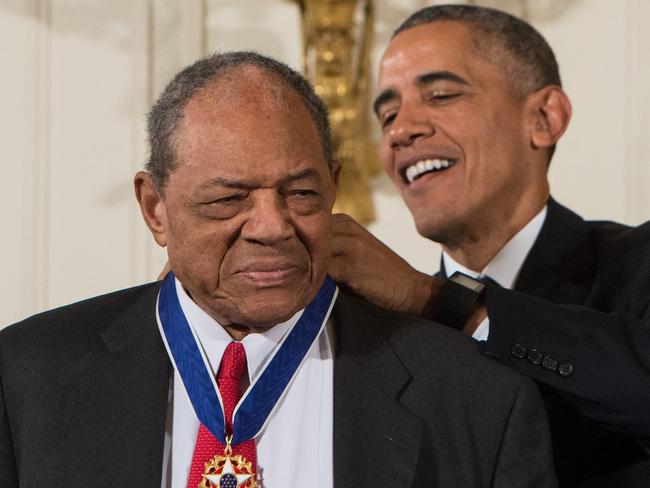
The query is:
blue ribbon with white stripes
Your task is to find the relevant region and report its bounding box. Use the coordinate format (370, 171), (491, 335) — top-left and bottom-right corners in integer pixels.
(157, 271), (337, 445)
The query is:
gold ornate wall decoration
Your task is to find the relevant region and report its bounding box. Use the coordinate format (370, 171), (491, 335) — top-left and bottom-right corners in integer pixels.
(296, 0), (379, 225)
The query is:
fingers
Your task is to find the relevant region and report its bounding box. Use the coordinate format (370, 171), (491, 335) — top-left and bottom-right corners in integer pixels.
(331, 212), (366, 236)
(331, 213), (391, 253)
(158, 261), (171, 280)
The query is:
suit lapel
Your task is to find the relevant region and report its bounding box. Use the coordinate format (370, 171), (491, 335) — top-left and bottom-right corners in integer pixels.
(515, 199), (594, 304)
(332, 292), (424, 488)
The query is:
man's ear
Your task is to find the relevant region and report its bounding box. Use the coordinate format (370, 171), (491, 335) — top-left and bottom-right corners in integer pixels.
(527, 86), (572, 149)
(134, 171), (168, 247)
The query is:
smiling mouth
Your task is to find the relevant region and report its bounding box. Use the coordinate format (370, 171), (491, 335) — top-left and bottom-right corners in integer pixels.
(404, 158), (455, 184)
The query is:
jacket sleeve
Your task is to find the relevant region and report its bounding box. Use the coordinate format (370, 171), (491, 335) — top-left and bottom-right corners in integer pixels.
(492, 376), (558, 488)
(482, 283), (650, 439)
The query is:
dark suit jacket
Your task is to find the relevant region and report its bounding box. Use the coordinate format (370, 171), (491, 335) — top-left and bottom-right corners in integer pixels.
(479, 199), (650, 487)
(0, 283), (556, 487)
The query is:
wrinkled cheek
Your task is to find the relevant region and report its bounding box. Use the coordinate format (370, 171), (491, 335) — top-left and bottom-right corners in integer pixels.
(183, 245), (227, 291)
(200, 250), (229, 291)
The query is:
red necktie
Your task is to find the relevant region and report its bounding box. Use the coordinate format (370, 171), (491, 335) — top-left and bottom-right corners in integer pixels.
(186, 342), (257, 488)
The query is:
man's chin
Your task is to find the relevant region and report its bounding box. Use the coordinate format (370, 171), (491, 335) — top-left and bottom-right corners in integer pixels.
(228, 302), (305, 329)
(415, 218), (466, 248)
(218, 286), (318, 328)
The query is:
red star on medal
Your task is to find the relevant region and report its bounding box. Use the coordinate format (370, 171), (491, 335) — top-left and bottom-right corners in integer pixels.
(204, 457), (253, 488)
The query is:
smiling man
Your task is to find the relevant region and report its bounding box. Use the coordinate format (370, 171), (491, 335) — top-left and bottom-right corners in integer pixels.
(375, 18), (558, 268)
(331, 5), (650, 487)
(0, 51), (556, 487)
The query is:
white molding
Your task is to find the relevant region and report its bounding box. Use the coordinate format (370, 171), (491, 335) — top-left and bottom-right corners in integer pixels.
(150, 0), (206, 97)
(25, 0), (52, 312)
(624, 0), (650, 224)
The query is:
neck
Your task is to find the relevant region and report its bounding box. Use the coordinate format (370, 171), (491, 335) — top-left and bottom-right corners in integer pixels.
(443, 233), (509, 272)
(443, 193), (547, 272)
(223, 324), (256, 341)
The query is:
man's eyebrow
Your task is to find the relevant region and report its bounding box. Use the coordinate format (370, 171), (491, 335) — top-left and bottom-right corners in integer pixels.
(197, 168), (321, 190)
(198, 177), (255, 190)
(280, 168), (321, 185)
(373, 89), (397, 117)
(373, 71), (469, 116)
(416, 70), (470, 87)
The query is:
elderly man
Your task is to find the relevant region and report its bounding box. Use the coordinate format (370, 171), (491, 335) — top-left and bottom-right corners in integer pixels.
(331, 5), (650, 488)
(0, 52), (555, 487)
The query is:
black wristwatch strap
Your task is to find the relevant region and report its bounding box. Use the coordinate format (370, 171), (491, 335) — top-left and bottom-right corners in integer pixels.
(434, 272), (486, 330)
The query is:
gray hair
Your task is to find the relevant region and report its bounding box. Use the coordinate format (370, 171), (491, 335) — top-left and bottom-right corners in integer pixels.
(146, 51), (333, 193)
(394, 4), (561, 97)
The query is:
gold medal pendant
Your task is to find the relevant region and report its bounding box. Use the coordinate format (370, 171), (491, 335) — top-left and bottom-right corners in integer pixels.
(200, 437), (258, 488)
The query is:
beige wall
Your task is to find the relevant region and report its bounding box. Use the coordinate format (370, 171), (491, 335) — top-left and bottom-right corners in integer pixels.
(1, 0), (649, 327)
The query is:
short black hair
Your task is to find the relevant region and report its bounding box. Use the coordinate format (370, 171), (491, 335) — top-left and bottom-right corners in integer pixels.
(146, 51), (333, 193)
(394, 4), (561, 97)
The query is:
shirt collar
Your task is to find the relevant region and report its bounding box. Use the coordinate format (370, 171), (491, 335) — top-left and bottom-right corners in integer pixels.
(442, 205), (547, 289)
(175, 278), (300, 381)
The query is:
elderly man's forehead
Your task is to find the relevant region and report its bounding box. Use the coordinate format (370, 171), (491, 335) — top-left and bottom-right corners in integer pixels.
(173, 66), (322, 164)
(185, 66), (294, 114)
(178, 76), (306, 146)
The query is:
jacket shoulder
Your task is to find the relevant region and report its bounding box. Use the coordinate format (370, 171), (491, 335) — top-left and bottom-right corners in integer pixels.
(585, 217), (650, 253)
(0, 282), (161, 354)
(335, 291), (526, 390)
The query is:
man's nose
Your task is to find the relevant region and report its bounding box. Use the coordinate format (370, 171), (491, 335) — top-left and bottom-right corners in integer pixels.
(387, 102), (435, 149)
(241, 193), (294, 245)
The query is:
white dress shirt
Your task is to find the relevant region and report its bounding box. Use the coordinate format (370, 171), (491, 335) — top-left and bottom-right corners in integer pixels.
(442, 206), (547, 341)
(161, 279), (334, 488)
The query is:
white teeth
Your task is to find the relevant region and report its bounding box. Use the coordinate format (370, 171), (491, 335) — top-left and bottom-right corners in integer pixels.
(405, 158), (454, 183)
(405, 165), (419, 183)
